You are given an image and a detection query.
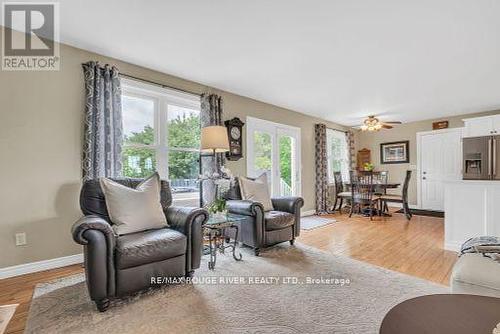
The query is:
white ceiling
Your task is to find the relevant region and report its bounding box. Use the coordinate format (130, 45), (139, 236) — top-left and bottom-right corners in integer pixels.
(13, 0), (500, 126)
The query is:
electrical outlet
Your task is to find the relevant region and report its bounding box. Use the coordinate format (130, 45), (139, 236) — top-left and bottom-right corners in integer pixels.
(15, 232), (27, 246)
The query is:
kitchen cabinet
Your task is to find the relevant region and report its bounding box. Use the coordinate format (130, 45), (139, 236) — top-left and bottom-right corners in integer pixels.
(463, 115), (500, 137)
(492, 115), (500, 134)
(444, 180), (500, 251)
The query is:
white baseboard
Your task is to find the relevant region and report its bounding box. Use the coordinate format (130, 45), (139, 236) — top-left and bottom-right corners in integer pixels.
(0, 253), (83, 280)
(301, 210), (316, 217)
(386, 203), (419, 209)
(444, 242), (461, 253)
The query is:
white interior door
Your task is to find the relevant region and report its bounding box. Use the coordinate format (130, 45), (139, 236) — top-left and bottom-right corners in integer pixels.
(419, 129), (462, 211)
(247, 117), (301, 196)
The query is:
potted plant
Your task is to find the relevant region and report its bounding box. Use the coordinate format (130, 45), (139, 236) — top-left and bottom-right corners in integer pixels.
(203, 166), (233, 222)
(207, 198), (227, 222)
(363, 162), (374, 172)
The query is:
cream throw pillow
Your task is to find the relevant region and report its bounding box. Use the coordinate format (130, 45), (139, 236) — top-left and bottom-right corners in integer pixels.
(238, 174), (274, 211)
(100, 173), (168, 235)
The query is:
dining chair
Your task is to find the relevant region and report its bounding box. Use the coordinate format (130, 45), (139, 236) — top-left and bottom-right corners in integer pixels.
(373, 171), (389, 214)
(373, 171), (388, 195)
(379, 170), (412, 220)
(332, 171), (351, 213)
(349, 170), (379, 220)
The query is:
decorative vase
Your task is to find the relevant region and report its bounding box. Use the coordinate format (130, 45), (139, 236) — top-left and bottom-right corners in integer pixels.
(212, 210), (228, 222)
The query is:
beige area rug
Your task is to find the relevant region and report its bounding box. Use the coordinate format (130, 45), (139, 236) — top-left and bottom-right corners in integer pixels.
(0, 304), (17, 334)
(25, 244), (447, 334)
(300, 215), (336, 230)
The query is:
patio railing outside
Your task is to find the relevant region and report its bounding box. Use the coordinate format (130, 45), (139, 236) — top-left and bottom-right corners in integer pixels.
(280, 178), (292, 196)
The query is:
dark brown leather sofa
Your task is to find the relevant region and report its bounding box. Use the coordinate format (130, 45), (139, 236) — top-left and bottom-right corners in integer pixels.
(225, 180), (304, 256)
(71, 178), (208, 312)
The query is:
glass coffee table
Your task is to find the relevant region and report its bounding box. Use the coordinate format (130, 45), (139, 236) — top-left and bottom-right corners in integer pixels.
(203, 214), (244, 270)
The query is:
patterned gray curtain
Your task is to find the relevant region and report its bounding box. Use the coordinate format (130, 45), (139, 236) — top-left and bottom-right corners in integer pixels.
(315, 124), (330, 214)
(200, 93), (225, 206)
(200, 93), (225, 176)
(346, 130), (356, 171)
(82, 61), (123, 181)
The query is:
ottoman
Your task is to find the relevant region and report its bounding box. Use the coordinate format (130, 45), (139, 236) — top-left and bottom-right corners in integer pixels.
(450, 253), (500, 298)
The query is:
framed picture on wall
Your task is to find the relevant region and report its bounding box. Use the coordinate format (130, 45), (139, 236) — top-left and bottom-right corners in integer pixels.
(380, 141), (409, 164)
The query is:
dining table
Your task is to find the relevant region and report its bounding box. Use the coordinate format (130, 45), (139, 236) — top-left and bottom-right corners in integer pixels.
(343, 182), (401, 217)
(343, 182), (400, 189)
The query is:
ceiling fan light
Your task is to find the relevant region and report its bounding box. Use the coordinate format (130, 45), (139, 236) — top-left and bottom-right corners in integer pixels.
(360, 115), (400, 131)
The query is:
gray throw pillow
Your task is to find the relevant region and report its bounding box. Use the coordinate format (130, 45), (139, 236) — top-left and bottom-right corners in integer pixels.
(238, 173), (274, 211)
(100, 173), (168, 235)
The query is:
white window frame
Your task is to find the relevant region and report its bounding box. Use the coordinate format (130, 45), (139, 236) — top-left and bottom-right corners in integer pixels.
(326, 128), (350, 183)
(121, 78), (201, 180)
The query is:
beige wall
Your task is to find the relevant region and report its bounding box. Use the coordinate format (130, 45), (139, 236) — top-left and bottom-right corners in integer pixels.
(355, 110), (500, 206)
(0, 35), (346, 268)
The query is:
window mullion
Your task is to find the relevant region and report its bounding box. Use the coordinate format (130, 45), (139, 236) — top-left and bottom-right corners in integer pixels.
(156, 98), (168, 179)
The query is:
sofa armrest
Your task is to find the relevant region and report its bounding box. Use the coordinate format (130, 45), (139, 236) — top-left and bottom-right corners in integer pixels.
(72, 215), (115, 247)
(226, 200), (266, 249)
(226, 200), (264, 217)
(165, 206), (208, 272)
(272, 197), (304, 238)
(71, 215), (116, 299)
(271, 197), (304, 214)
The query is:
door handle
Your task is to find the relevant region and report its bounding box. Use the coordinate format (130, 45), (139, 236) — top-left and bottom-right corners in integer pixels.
(422, 177), (426, 180)
(494, 138), (497, 176)
(488, 138), (493, 176)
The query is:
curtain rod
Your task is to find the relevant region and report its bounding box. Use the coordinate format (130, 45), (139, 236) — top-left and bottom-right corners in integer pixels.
(119, 73), (201, 97)
(327, 126), (348, 134)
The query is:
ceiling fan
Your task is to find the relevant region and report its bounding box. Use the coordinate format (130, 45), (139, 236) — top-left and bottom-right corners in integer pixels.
(360, 115), (402, 131)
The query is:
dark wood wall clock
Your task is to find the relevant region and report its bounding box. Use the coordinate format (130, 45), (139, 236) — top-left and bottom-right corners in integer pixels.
(224, 117), (245, 161)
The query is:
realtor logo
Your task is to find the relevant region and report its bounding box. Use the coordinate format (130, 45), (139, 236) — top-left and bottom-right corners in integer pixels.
(2, 2), (59, 70)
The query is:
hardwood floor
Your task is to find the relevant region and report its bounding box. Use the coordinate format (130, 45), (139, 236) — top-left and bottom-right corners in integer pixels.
(0, 264), (83, 334)
(298, 209), (457, 285)
(0, 209), (457, 333)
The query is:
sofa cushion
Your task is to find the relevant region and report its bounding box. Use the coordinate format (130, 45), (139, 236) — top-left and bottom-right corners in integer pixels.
(239, 174), (274, 211)
(265, 211), (295, 231)
(451, 253), (500, 297)
(116, 228), (186, 269)
(80, 176), (172, 223)
(100, 173), (168, 235)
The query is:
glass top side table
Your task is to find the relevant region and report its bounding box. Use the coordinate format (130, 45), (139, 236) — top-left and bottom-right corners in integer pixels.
(203, 214), (244, 270)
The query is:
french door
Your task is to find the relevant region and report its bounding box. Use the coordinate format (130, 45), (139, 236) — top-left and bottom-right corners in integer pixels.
(246, 117), (301, 197)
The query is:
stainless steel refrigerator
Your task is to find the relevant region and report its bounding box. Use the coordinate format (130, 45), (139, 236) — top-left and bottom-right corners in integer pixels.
(463, 136), (500, 180)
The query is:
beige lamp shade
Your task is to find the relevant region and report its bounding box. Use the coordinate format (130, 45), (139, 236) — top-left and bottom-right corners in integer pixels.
(201, 125), (230, 153)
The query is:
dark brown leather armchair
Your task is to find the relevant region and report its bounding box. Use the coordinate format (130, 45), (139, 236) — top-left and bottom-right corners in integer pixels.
(224, 180), (304, 256)
(71, 178), (208, 312)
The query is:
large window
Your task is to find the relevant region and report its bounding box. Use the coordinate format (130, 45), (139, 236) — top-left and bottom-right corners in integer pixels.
(121, 78), (201, 206)
(326, 128), (349, 183)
